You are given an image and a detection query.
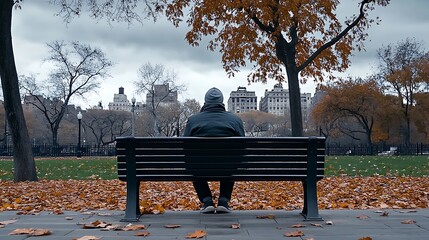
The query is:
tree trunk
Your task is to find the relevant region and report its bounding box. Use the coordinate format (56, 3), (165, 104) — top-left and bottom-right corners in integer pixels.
(275, 30), (303, 137)
(0, 0), (38, 181)
(286, 68), (303, 137)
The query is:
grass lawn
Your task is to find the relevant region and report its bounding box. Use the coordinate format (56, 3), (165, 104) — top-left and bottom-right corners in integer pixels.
(0, 157), (117, 181)
(325, 155), (429, 177)
(0, 155), (428, 180)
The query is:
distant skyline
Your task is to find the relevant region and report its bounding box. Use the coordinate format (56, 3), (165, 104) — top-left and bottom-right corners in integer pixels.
(10, 0), (429, 109)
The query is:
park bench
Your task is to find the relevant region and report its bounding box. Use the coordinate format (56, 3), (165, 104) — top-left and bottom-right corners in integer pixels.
(115, 136), (326, 222)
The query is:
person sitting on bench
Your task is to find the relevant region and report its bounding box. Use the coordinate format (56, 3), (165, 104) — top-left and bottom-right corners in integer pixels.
(183, 87), (245, 213)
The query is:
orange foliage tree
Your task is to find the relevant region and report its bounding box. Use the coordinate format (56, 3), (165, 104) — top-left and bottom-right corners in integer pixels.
(413, 93), (429, 142)
(311, 77), (388, 146)
(377, 38), (429, 145)
(164, 0), (389, 136)
(238, 110), (281, 137)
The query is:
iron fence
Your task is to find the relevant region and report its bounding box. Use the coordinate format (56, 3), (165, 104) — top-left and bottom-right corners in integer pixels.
(0, 142), (428, 157)
(325, 142), (429, 156)
(0, 144), (116, 157)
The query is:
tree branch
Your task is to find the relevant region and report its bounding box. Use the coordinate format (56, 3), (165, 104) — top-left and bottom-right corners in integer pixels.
(298, 0), (369, 71)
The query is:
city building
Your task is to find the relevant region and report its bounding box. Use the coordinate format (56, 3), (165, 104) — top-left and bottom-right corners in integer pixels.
(259, 83), (312, 123)
(227, 86), (258, 113)
(145, 84), (178, 108)
(108, 87), (144, 112)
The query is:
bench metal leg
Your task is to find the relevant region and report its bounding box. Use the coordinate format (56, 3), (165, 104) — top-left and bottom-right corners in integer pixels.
(121, 181), (141, 222)
(301, 137), (323, 221)
(301, 180), (323, 221)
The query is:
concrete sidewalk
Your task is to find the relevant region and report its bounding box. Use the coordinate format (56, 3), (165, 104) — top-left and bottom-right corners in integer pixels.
(1, 209), (428, 239)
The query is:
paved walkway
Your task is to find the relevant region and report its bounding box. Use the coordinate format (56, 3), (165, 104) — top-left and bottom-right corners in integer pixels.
(1, 209), (428, 239)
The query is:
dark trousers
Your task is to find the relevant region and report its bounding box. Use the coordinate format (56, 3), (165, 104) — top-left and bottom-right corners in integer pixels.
(193, 180), (234, 203)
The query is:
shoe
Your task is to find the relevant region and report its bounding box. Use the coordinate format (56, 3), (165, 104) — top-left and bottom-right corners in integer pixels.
(200, 199), (215, 214)
(216, 197), (232, 213)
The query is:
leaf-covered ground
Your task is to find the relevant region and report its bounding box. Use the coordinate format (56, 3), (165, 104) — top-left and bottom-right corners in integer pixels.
(1, 177), (428, 214)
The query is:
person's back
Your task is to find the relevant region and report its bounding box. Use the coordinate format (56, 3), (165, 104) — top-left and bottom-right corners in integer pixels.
(183, 102), (244, 137)
(183, 87), (244, 213)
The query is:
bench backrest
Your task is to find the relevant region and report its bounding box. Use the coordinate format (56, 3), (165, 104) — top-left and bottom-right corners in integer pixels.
(116, 137), (325, 181)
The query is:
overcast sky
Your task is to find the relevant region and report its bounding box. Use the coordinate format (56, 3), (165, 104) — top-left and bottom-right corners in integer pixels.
(10, 0), (429, 109)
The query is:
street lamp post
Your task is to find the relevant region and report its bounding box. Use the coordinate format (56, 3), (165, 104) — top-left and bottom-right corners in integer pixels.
(77, 111), (82, 158)
(131, 97), (136, 137)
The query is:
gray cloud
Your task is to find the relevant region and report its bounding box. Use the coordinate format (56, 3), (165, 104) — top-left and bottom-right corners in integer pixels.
(10, 0), (429, 108)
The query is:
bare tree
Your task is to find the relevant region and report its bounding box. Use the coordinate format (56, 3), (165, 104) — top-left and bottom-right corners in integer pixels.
(377, 38), (429, 146)
(133, 62), (186, 136)
(83, 109), (131, 147)
(20, 41), (113, 145)
(156, 99), (201, 137)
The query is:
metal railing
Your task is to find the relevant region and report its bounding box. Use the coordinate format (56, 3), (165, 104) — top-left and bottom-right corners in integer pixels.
(1, 142), (428, 157)
(0, 144), (116, 157)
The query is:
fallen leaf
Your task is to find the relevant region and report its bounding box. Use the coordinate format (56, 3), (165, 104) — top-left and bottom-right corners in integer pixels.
(310, 223), (322, 227)
(256, 214), (275, 219)
(0, 220), (18, 226)
(102, 224), (124, 231)
(65, 216), (74, 220)
(284, 230), (305, 237)
(358, 237), (373, 240)
(303, 238), (315, 240)
(325, 220), (333, 225)
(123, 224), (147, 231)
(291, 223), (306, 228)
(73, 236), (101, 240)
(231, 224), (240, 229)
(185, 229), (207, 239)
(135, 231), (150, 236)
(401, 219), (416, 224)
(379, 203), (389, 209)
(9, 228), (33, 235)
(380, 211), (389, 217)
(164, 224), (181, 228)
(9, 228), (51, 236)
(52, 209), (64, 215)
(356, 214), (369, 219)
(82, 220), (112, 229)
(31, 229), (52, 236)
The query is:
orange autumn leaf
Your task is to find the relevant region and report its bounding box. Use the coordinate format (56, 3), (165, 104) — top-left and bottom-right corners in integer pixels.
(9, 228), (51, 236)
(185, 229), (207, 239)
(291, 223), (306, 228)
(284, 230), (305, 237)
(9, 228), (34, 235)
(358, 237), (373, 240)
(123, 224), (147, 231)
(83, 220), (110, 229)
(31, 229), (52, 236)
(135, 231), (150, 236)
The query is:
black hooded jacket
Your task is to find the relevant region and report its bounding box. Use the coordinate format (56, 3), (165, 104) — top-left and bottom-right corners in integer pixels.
(183, 103), (245, 137)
